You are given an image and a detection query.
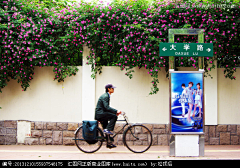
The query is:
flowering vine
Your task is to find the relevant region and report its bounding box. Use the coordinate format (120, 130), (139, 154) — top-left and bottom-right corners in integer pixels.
(0, 0), (239, 97)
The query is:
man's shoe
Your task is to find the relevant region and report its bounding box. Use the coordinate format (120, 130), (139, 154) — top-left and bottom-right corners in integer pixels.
(104, 129), (113, 135)
(107, 143), (117, 149)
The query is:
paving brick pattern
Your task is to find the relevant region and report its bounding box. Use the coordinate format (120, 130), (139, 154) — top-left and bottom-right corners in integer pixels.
(24, 121), (81, 145)
(0, 121), (17, 145)
(205, 125), (240, 145)
(0, 120), (240, 145)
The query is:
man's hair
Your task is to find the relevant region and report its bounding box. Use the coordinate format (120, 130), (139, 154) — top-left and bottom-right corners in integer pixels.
(188, 82), (193, 86)
(105, 84), (115, 93)
(105, 86), (112, 93)
(181, 83), (185, 87)
(197, 83), (200, 86)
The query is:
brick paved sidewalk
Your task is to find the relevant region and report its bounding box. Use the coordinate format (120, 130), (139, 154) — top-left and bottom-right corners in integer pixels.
(0, 145), (240, 160)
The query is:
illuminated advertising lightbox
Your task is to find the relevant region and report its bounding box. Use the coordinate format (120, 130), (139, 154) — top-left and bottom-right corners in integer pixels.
(170, 71), (204, 134)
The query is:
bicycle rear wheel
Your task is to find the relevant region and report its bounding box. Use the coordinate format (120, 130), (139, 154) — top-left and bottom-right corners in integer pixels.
(123, 124), (152, 153)
(74, 126), (104, 153)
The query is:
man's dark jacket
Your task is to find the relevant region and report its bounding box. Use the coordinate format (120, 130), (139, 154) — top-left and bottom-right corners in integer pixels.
(95, 93), (117, 120)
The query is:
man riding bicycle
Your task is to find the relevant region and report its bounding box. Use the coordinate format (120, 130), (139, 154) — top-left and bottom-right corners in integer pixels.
(95, 84), (121, 148)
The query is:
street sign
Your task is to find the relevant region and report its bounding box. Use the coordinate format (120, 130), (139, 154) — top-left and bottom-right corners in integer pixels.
(159, 43), (213, 57)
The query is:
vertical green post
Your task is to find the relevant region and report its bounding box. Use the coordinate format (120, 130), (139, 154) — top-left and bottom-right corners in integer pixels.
(168, 29), (175, 70)
(198, 30), (204, 69)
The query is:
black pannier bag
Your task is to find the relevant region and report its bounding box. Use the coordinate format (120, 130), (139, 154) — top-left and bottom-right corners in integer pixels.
(82, 120), (98, 144)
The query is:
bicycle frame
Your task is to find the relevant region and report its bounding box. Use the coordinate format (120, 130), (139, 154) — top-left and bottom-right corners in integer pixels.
(109, 113), (139, 141)
(100, 113), (130, 141)
(74, 113), (135, 141)
(74, 112), (153, 153)
(112, 118), (129, 139)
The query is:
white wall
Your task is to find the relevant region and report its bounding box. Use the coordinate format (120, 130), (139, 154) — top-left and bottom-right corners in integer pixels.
(95, 66), (169, 124)
(0, 66), (82, 122)
(0, 65), (239, 125)
(202, 60), (218, 125)
(218, 68), (240, 124)
(82, 45), (95, 121)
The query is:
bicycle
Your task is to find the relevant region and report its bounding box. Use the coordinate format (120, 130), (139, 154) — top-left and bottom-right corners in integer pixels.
(73, 112), (152, 153)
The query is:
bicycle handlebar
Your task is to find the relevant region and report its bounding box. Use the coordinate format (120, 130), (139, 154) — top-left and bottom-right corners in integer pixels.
(120, 111), (129, 123)
(121, 111), (126, 116)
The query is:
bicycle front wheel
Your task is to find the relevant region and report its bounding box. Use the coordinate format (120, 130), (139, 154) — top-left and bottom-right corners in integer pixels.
(123, 124), (152, 153)
(75, 126), (104, 153)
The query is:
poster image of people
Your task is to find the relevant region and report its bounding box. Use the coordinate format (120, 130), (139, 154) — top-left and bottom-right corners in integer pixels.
(170, 72), (204, 134)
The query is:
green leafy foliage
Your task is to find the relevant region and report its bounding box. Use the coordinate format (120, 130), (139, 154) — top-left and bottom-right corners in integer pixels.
(0, 0), (239, 98)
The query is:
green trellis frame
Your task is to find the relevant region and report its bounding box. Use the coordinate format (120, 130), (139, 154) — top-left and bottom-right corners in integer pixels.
(168, 28), (204, 70)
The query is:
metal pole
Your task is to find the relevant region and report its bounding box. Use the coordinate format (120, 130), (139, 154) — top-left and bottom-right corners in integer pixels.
(168, 30), (175, 70)
(198, 30), (204, 69)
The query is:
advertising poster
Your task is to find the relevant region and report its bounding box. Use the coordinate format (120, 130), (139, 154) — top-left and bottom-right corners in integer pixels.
(170, 71), (204, 134)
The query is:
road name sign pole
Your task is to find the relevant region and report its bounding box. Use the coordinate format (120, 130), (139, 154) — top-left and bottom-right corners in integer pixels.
(163, 29), (213, 157)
